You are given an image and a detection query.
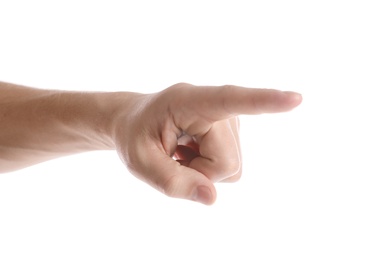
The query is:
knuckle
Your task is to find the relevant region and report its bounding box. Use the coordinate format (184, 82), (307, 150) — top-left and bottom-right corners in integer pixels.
(211, 158), (241, 181)
(161, 174), (181, 198)
(226, 158), (241, 177)
(220, 161), (243, 183)
(223, 172), (242, 183)
(168, 82), (193, 92)
(162, 82), (193, 106)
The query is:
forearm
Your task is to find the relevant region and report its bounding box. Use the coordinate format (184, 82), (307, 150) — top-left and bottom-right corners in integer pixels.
(0, 81), (137, 173)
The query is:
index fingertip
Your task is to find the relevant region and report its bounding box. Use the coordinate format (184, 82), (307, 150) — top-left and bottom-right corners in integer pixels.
(283, 91), (303, 108)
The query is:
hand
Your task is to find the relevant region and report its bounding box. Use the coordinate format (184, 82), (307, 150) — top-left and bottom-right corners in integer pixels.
(113, 83), (302, 205)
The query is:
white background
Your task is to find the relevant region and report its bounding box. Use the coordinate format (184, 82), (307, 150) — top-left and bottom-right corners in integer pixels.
(1, 0), (366, 259)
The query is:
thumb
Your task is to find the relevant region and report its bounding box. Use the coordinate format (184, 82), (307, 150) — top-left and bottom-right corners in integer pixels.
(141, 146), (217, 205)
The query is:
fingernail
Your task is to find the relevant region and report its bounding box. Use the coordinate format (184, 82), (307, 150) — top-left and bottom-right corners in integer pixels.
(284, 91), (303, 100)
(283, 91), (303, 106)
(193, 186), (213, 205)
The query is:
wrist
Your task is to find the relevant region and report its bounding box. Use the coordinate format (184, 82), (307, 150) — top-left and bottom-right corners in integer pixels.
(102, 91), (148, 149)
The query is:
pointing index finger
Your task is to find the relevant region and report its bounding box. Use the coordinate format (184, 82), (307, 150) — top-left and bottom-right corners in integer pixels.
(189, 84), (303, 121)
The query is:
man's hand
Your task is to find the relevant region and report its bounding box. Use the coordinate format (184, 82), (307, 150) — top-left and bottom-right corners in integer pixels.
(0, 81), (301, 205)
(112, 83), (302, 205)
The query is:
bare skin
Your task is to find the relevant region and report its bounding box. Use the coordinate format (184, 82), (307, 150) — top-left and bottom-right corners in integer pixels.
(0, 81), (302, 205)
